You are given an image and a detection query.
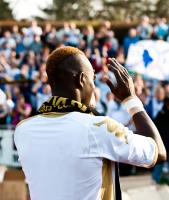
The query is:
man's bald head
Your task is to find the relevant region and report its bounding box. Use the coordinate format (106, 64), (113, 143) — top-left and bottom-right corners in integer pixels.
(46, 46), (95, 105)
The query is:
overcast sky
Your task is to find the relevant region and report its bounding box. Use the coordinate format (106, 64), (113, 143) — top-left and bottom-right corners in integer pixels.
(7, 0), (52, 20)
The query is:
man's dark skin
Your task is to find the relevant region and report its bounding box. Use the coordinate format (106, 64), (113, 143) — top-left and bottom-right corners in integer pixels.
(49, 52), (166, 164)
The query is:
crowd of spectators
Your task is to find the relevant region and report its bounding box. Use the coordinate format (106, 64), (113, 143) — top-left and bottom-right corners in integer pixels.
(0, 16), (169, 129)
(0, 15), (169, 181)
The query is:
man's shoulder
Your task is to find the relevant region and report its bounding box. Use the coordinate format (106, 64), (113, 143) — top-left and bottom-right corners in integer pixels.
(16, 115), (39, 130)
(15, 112), (109, 131)
(71, 112), (106, 123)
(72, 113), (121, 132)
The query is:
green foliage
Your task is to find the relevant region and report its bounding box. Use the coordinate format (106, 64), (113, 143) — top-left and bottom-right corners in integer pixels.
(43, 0), (95, 20)
(43, 0), (169, 21)
(100, 0), (157, 20)
(156, 0), (169, 18)
(0, 0), (13, 20)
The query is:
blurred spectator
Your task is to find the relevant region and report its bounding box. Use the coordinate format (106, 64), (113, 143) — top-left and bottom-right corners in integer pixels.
(57, 22), (70, 41)
(41, 23), (52, 45)
(108, 98), (131, 126)
(95, 64), (111, 100)
(133, 74), (145, 96)
(29, 35), (43, 54)
(47, 27), (60, 50)
(90, 39), (102, 72)
(152, 95), (169, 184)
(63, 22), (80, 47)
(163, 82), (169, 96)
(12, 95), (32, 126)
(116, 47), (125, 65)
(94, 87), (107, 115)
(27, 20), (42, 37)
(154, 17), (168, 40)
(105, 30), (119, 57)
(82, 25), (94, 48)
(154, 95), (169, 158)
(0, 30), (16, 51)
(0, 89), (8, 125)
(123, 28), (139, 57)
(12, 25), (21, 43)
(137, 15), (153, 39)
(36, 84), (51, 109)
(105, 92), (118, 117)
(145, 85), (165, 119)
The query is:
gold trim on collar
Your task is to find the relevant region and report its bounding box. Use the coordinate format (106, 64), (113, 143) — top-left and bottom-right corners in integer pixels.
(40, 112), (68, 118)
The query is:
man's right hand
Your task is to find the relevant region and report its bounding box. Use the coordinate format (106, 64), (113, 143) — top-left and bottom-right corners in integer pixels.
(104, 58), (166, 163)
(105, 58), (135, 101)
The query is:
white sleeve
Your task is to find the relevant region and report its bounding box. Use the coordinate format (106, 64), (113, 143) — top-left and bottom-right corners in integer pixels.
(90, 116), (158, 168)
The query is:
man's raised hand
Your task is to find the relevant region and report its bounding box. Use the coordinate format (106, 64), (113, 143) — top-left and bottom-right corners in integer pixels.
(105, 58), (136, 102)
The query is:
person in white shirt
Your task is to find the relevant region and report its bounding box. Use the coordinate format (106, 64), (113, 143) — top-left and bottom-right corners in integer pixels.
(14, 46), (166, 200)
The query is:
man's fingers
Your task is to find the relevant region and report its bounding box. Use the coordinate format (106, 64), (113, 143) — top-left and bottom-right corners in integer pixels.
(108, 58), (124, 72)
(107, 63), (119, 76)
(108, 58), (124, 75)
(108, 58), (130, 79)
(107, 63), (127, 82)
(108, 58), (118, 69)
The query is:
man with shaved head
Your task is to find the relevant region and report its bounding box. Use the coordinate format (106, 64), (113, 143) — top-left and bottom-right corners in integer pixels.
(46, 47), (95, 106)
(14, 46), (166, 200)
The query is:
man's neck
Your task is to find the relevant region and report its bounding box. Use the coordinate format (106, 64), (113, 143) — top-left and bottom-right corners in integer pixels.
(52, 90), (81, 103)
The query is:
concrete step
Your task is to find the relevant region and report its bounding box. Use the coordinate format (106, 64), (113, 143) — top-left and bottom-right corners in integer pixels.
(121, 175), (169, 200)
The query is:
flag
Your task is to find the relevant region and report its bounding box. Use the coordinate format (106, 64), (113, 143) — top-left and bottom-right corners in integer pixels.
(125, 40), (169, 80)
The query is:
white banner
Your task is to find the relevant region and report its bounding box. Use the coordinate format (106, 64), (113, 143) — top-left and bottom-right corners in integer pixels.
(0, 130), (20, 167)
(126, 40), (169, 80)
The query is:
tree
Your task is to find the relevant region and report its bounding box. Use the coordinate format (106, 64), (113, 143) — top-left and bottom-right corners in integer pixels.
(155, 0), (169, 18)
(99, 0), (157, 21)
(43, 0), (96, 20)
(43, 0), (169, 21)
(0, 0), (13, 20)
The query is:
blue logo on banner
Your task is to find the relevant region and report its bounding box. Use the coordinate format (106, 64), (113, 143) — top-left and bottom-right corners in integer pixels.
(143, 49), (153, 68)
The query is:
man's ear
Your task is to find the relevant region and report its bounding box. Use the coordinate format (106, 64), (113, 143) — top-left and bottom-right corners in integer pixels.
(75, 72), (86, 88)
